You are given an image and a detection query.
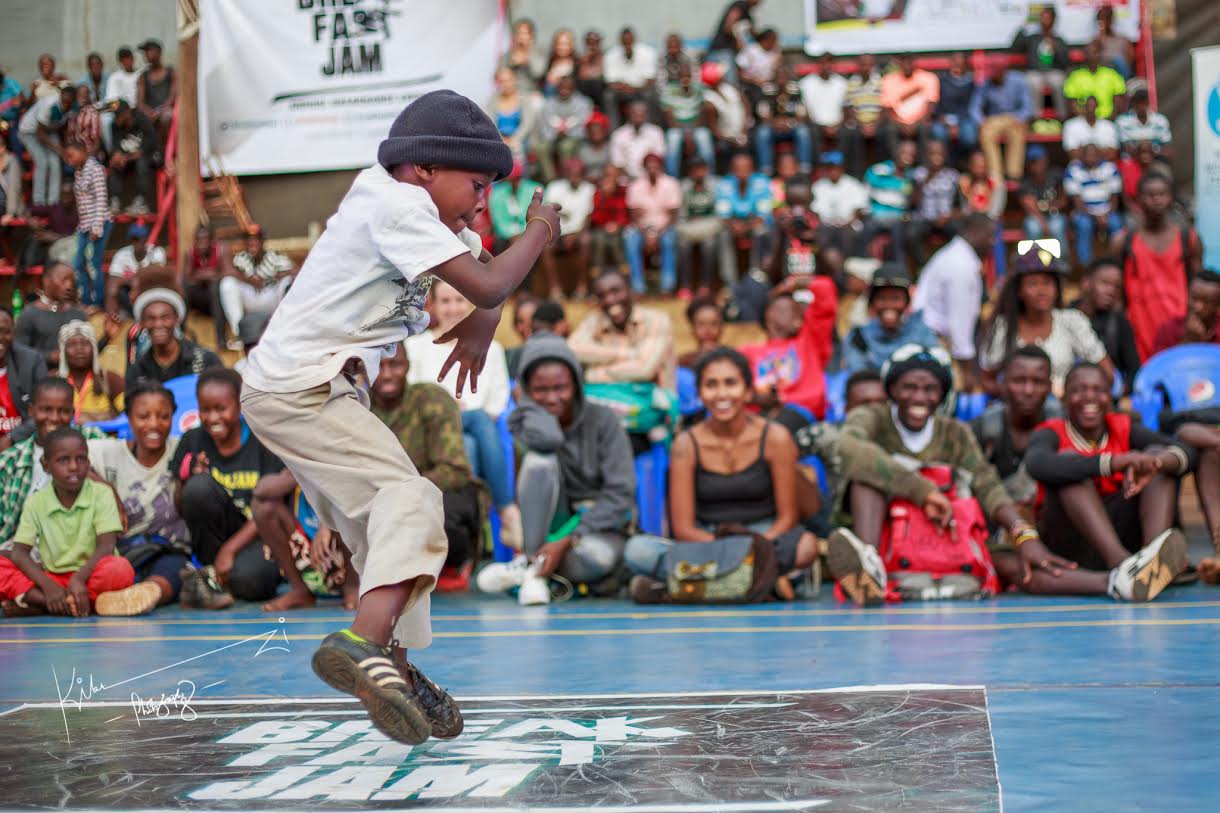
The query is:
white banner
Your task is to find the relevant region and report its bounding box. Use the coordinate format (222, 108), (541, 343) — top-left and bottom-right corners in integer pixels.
(198, 0), (502, 175)
(1194, 46), (1220, 271)
(804, 0), (1140, 56)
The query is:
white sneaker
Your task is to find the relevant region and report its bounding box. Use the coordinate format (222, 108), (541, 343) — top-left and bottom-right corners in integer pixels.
(518, 572), (552, 606)
(1108, 528), (1188, 602)
(827, 528), (887, 606)
(475, 555), (529, 594)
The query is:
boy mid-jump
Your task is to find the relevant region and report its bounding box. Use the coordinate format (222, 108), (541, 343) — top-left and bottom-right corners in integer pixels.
(240, 90), (561, 744)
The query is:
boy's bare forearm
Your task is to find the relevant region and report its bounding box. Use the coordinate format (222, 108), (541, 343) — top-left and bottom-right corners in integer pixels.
(434, 222), (549, 309)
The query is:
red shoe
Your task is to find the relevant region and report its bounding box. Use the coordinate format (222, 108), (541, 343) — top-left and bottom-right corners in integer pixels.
(436, 562), (472, 593)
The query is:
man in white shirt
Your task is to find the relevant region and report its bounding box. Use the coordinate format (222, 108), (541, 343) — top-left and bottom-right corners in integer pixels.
(609, 101), (666, 180)
(219, 227), (295, 349)
(542, 158), (596, 296)
(702, 62), (750, 151)
(1061, 95), (1119, 160)
(103, 46), (142, 106)
(603, 27), (658, 128)
(799, 52), (848, 133)
(105, 222), (167, 315)
(910, 213), (996, 388)
(811, 151), (868, 254)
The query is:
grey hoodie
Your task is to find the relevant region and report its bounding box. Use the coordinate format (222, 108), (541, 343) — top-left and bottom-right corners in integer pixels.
(510, 333), (636, 536)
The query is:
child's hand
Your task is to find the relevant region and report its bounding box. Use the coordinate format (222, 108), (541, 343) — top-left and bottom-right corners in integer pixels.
(525, 188), (562, 244)
(43, 582), (72, 616)
(66, 576), (90, 616)
(435, 307), (502, 398)
(191, 451), (211, 477)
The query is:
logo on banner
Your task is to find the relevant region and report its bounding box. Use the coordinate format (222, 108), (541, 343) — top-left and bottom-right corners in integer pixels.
(299, 0), (401, 77)
(1209, 83), (1220, 138)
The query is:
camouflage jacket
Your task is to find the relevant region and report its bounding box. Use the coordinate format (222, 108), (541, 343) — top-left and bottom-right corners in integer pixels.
(373, 383), (477, 494)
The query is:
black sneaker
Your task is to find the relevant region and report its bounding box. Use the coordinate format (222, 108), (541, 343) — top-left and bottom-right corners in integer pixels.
(178, 564), (235, 610)
(311, 631), (431, 745)
(628, 575), (668, 604)
(396, 659), (464, 739)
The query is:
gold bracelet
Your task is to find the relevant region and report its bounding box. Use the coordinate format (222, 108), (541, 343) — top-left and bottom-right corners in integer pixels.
(527, 215), (554, 243)
(1013, 529), (1040, 547)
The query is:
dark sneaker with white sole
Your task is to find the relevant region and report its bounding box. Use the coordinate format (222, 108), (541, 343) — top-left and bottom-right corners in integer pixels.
(312, 630), (431, 745)
(397, 659), (464, 739)
(827, 528), (887, 607)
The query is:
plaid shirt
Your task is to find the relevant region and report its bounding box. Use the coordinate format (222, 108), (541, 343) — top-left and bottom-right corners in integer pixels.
(569, 304), (676, 389)
(0, 427), (106, 544)
(73, 156), (111, 235)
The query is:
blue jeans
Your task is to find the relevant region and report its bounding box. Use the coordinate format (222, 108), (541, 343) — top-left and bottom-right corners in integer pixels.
(74, 222), (113, 308)
(930, 118), (979, 148)
(665, 126), (714, 177)
(625, 519), (775, 578)
(1071, 210), (1123, 266)
(623, 225), (678, 293)
(754, 123), (814, 173)
(461, 409), (512, 508)
(1023, 213), (1068, 248)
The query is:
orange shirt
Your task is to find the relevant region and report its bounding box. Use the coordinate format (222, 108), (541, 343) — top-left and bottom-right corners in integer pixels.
(880, 69), (940, 126)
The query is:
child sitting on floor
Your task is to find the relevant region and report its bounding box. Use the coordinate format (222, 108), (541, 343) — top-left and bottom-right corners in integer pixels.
(0, 427), (144, 616)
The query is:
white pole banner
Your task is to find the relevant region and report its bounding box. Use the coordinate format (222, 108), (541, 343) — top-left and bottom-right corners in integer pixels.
(198, 0), (502, 175)
(1193, 46), (1220, 271)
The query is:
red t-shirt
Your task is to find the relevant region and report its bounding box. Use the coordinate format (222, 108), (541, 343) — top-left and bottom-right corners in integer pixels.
(1035, 413), (1132, 506)
(0, 369), (21, 438)
(1125, 228), (1191, 360)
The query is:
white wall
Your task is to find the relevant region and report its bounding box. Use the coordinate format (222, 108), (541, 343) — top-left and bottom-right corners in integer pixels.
(0, 0), (176, 86)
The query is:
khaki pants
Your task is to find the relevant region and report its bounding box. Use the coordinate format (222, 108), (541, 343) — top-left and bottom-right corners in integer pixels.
(979, 114), (1026, 180)
(241, 373), (447, 649)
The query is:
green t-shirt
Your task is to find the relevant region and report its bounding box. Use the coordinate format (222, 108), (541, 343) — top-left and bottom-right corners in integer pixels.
(13, 480), (123, 573)
(1063, 66), (1126, 119)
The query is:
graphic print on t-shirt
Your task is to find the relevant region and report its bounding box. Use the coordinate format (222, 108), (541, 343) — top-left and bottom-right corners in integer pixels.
(358, 274), (434, 336)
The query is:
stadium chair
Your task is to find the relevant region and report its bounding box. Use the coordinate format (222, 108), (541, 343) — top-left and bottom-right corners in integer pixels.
(88, 373), (201, 440)
(824, 370), (849, 423)
(1131, 344), (1220, 432)
(676, 366), (702, 416)
(954, 391), (991, 422)
(800, 454), (830, 495)
(635, 442), (669, 536)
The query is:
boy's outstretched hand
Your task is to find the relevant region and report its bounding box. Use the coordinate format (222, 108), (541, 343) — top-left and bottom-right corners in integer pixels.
(526, 187), (562, 244)
(436, 306), (503, 398)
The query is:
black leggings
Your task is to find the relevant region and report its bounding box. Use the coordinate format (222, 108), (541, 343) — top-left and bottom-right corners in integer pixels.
(1038, 487), (1142, 572)
(181, 474), (282, 601)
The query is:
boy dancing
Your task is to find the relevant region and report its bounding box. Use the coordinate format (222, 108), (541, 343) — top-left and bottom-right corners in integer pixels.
(240, 91), (561, 744)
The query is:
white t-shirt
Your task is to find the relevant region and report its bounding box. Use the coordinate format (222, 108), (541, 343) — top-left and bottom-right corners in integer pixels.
(404, 330), (510, 416)
(911, 236), (983, 361)
(88, 437), (187, 540)
(30, 442), (50, 494)
(18, 94), (58, 136)
(799, 73), (848, 127)
(705, 84), (748, 141)
(1062, 117), (1119, 152)
(603, 44), (659, 87)
(812, 175), (869, 226)
(108, 244), (168, 279)
(104, 69), (142, 106)
(243, 165), (484, 393)
(544, 178), (595, 234)
(978, 308), (1108, 395)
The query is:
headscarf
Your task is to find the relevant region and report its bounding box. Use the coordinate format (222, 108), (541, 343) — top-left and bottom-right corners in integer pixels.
(57, 319), (108, 398)
(133, 287), (187, 322)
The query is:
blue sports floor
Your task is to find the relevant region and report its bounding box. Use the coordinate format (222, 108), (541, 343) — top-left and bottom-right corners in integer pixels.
(3, 538), (1219, 811)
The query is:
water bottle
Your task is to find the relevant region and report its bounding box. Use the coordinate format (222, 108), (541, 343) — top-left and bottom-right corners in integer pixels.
(10, 287), (21, 319)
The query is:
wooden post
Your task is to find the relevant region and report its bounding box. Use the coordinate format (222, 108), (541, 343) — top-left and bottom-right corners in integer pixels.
(175, 1), (203, 283)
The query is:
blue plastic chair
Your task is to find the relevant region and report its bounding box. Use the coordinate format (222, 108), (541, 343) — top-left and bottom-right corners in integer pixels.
(824, 369), (849, 423)
(490, 397), (518, 562)
(953, 391), (991, 422)
(1132, 344), (1220, 432)
(88, 373), (201, 439)
(676, 366), (702, 416)
(784, 402), (815, 424)
(635, 442), (669, 536)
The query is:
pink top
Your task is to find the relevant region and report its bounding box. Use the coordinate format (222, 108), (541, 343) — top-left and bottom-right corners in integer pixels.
(626, 175), (682, 232)
(880, 70), (940, 126)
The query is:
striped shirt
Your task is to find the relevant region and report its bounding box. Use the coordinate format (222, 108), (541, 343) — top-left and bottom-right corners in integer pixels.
(73, 156), (111, 235)
(864, 161), (913, 221)
(1064, 159), (1121, 215)
(1115, 111), (1172, 148)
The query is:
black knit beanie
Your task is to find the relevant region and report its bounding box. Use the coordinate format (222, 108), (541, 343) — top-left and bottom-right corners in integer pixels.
(378, 90), (513, 181)
(882, 343), (953, 403)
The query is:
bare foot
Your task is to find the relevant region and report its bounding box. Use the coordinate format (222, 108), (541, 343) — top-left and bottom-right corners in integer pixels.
(262, 587), (316, 612)
(1, 600), (44, 617)
(341, 579), (359, 611)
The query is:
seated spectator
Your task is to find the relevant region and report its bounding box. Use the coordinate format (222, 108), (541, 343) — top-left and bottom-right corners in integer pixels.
(170, 368), (287, 604)
(1062, 96), (1119, 161)
(829, 345), (1032, 605)
(588, 164), (629, 278)
(660, 63), (715, 177)
(27, 53), (69, 104)
(108, 101), (162, 216)
(0, 308), (46, 450)
(798, 53), (848, 157)
(15, 263), (87, 369)
(932, 51), (979, 159)
(1095, 7), (1135, 78)
(371, 345), (488, 594)
(737, 27), (783, 106)
(908, 139), (960, 264)
(657, 32), (695, 87)
(979, 248), (1111, 397)
(0, 427), (141, 616)
(1021, 362), (1191, 600)
(570, 269), (676, 390)
(971, 64), (1033, 181)
(105, 223), (166, 317)
(0, 70), (23, 148)
(715, 151), (773, 284)
(531, 299), (569, 337)
(793, 369), (888, 513)
(219, 227), (295, 350)
(603, 27), (658, 129)
(840, 54), (884, 178)
(576, 29), (607, 106)
(678, 298), (725, 368)
(702, 61), (752, 157)
(1064, 40), (1126, 120)
(487, 67), (538, 163)
(740, 180), (827, 323)
(624, 348), (818, 600)
(79, 52), (107, 107)
(738, 274), (837, 419)
(542, 28), (579, 95)
(911, 213), (996, 388)
(489, 162), (544, 254)
(753, 64), (814, 176)
(610, 100), (666, 180)
(542, 158), (595, 298)
(624, 152), (681, 294)
(504, 18), (546, 93)
(103, 46), (141, 108)
(63, 141), (112, 309)
(576, 111), (611, 180)
(18, 82), (73, 207)
(1018, 6), (1071, 118)
(125, 288), (221, 387)
(971, 346), (1061, 508)
(1118, 140), (1173, 218)
(1070, 258), (1142, 391)
(958, 148), (1006, 219)
(880, 53), (938, 161)
(88, 381), (218, 610)
(676, 157), (722, 298)
(484, 333), (635, 603)
(863, 139), (917, 263)
(57, 320), (123, 423)
(768, 152), (810, 210)
(535, 75), (592, 182)
(404, 280), (520, 549)
(184, 224), (228, 349)
(1116, 88), (1172, 156)
(1151, 268), (1220, 353)
(841, 264), (940, 375)
(812, 151), (869, 256)
(505, 296), (538, 381)
(17, 182), (77, 272)
(135, 39), (176, 137)
(1020, 145), (1068, 248)
(1065, 144), (1123, 266)
(0, 128), (26, 221)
